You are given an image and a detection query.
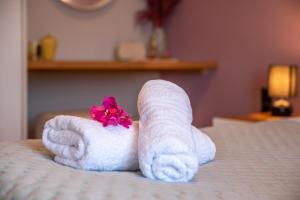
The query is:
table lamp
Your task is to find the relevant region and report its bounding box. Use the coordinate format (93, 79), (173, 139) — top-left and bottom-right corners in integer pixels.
(268, 64), (297, 116)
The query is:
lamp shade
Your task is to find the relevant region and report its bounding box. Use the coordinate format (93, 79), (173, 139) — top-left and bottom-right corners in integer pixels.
(268, 65), (297, 98)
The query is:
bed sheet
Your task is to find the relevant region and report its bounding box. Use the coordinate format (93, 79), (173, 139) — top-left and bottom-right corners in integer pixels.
(0, 120), (299, 200)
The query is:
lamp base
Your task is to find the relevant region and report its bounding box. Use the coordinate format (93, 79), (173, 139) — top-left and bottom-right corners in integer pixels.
(271, 99), (293, 116)
(271, 105), (293, 116)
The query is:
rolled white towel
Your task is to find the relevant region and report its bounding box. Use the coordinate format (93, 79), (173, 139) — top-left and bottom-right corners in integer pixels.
(137, 79), (215, 182)
(42, 115), (139, 171)
(42, 115), (215, 173)
(193, 127), (216, 165)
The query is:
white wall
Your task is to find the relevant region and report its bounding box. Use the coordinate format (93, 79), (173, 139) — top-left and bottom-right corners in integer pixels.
(0, 0), (27, 140)
(27, 0), (159, 136)
(27, 0), (150, 60)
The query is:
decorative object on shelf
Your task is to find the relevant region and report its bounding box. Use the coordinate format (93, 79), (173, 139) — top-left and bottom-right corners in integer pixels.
(40, 34), (57, 61)
(136, 0), (181, 58)
(147, 27), (167, 58)
(60, 0), (112, 11)
(27, 40), (39, 60)
(116, 41), (146, 61)
(268, 64), (297, 116)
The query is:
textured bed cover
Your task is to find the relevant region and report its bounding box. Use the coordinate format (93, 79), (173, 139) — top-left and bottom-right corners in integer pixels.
(0, 120), (299, 200)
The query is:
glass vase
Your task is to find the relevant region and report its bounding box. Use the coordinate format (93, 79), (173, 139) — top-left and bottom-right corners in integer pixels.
(147, 26), (167, 59)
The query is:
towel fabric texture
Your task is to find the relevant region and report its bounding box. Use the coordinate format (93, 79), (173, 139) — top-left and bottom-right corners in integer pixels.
(137, 80), (215, 182)
(42, 79), (216, 182)
(43, 115), (215, 174)
(43, 115), (139, 171)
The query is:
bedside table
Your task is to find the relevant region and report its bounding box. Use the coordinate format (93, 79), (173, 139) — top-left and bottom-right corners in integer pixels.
(212, 112), (296, 126)
(224, 112), (290, 122)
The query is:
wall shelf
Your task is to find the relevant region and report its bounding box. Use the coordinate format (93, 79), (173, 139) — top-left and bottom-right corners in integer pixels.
(28, 60), (217, 72)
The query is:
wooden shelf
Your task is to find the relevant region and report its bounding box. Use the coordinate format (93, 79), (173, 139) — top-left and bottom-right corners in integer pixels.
(28, 60), (217, 71)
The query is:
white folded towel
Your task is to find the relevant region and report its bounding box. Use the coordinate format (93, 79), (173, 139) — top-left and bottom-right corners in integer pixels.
(137, 79), (215, 182)
(193, 126), (216, 165)
(42, 115), (215, 174)
(42, 115), (139, 171)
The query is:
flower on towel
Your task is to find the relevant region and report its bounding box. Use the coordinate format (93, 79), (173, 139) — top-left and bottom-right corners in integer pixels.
(90, 96), (133, 128)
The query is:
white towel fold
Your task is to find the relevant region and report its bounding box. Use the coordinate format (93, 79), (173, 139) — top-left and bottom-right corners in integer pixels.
(42, 114), (215, 174)
(137, 79), (215, 182)
(42, 115), (139, 171)
(193, 126), (216, 164)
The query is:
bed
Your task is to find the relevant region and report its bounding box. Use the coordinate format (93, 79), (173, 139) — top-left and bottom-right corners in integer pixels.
(0, 119), (299, 200)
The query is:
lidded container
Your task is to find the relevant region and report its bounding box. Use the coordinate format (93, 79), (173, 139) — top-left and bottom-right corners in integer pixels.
(40, 34), (57, 60)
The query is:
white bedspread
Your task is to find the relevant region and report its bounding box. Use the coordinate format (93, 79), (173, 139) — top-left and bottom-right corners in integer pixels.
(0, 120), (299, 200)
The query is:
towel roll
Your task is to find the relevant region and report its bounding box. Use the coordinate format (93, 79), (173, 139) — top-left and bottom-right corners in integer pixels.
(137, 80), (211, 182)
(193, 127), (216, 164)
(43, 115), (139, 171)
(43, 115), (215, 174)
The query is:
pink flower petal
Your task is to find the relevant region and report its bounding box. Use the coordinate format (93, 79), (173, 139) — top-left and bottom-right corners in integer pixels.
(102, 96), (117, 108)
(90, 96), (132, 128)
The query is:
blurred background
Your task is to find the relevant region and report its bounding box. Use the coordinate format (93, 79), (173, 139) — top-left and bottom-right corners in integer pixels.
(1, 0), (300, 140)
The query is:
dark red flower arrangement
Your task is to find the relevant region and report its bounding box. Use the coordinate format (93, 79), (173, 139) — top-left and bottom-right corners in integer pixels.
(136, 0), (181, 27)
(90, 97), (132, 128)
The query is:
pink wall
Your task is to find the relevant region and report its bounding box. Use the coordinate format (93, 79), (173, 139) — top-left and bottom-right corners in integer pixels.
(165, 0), (300, 126)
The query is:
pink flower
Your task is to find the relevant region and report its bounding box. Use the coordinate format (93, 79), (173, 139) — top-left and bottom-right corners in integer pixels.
(90, 97), (133, 128)
(136, 0), (181, 27)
